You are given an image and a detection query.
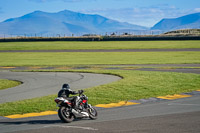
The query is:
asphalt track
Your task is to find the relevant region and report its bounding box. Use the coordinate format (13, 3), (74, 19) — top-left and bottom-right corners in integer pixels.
(0, 71), (121, 104)
(0, 66), (200, 133)
(0, 93), (200, 133)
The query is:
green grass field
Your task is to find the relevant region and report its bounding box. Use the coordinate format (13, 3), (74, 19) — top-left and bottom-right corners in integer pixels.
(0, 52), (200, 66)
(0, 40), (200, 50)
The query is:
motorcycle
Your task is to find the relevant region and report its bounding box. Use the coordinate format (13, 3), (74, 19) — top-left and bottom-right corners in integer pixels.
(54, 90), (97, 123)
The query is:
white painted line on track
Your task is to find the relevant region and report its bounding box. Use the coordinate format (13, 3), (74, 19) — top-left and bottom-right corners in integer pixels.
(44, 125), (98, 131)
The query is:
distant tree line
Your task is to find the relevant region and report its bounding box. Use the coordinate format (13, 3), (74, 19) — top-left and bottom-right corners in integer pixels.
(0, 34), (200, 42)
(0, 30), (167, 38)
(164, 29), (200, 35)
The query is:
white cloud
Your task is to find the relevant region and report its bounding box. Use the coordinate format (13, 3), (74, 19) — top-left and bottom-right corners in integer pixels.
(27, 1), (200, 27)
(80, 4), (195, 27)
(194, 8), (200, 12)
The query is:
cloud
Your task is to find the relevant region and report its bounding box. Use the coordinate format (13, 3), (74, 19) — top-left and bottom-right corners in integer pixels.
(27, 1), (200, 27)
(80, 4), (197, 27)
(194, 8), (200, 12)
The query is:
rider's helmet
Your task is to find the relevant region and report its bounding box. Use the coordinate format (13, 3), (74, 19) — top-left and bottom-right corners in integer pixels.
(62, 84), (70, 90)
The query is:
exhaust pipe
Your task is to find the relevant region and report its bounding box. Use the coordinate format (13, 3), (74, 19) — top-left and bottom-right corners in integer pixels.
(72, 109), (89, 118)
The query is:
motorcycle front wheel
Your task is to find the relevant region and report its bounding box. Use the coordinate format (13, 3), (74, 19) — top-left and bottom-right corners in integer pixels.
(58, 106), (74, 123)
(88, 106), (98, 120)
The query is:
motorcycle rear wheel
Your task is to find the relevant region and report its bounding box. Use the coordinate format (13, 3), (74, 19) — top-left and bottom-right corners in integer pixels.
(58, 106), (74, 123)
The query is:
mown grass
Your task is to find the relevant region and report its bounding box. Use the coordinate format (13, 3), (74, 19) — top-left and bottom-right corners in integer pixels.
(0, 40), (200, 50)
(0, 69), (200, 116)
(0, 79), (21, 90)
(0, 52), (200, 66)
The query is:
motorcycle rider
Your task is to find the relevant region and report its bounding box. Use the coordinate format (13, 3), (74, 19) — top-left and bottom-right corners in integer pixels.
(58, 84), (81, 110)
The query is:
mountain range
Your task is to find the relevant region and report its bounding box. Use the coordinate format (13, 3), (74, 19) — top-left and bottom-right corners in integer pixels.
(0, 10), (147, 36)
(0, 10), (200, 36)
(151, 12), (200, 31)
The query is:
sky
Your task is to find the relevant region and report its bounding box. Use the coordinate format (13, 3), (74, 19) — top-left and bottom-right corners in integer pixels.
(0, 0), (200, 27)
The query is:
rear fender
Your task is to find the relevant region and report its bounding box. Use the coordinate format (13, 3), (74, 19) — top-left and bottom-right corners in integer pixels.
(55, 97), (72, 107)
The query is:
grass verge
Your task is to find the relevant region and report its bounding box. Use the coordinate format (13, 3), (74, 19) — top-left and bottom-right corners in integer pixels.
(0, 79), (21, 90)
(0, 69), (200, 116)
(0, 52), (200, 66)
(1, 40), (200, 50)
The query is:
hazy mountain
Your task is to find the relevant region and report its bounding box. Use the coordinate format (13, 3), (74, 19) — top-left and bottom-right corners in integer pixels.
(0, 10), (148, 36)
(151, 12), (200, 31)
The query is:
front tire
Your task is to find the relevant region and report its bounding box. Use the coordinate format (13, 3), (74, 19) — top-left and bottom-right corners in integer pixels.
(88, 106), (98, 120)
(58, 106), (74, 123)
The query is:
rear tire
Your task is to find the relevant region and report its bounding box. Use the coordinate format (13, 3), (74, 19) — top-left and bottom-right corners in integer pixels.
(88, 106), (98, 120)
(58, 106), (74, 123)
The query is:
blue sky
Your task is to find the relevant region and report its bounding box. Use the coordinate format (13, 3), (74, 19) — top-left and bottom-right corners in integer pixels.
(0, 0), (200, 27)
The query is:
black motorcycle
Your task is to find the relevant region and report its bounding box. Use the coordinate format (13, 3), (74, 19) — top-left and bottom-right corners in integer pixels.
(54, 90), (97, 123)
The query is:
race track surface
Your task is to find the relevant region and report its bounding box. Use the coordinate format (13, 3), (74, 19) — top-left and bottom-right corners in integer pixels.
(1, 95), (200, 133)
(0, 71), (121, 104)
